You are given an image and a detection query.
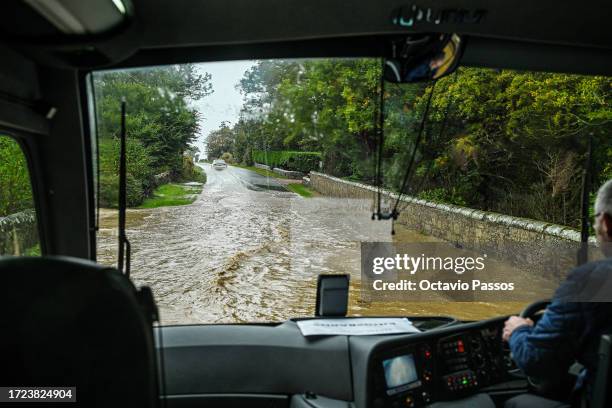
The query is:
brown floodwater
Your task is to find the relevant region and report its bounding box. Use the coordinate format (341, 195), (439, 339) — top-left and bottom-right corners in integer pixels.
(97, 164), (553, 325)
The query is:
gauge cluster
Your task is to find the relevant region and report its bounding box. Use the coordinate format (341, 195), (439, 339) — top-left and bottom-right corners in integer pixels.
(369, 321), (510, 408)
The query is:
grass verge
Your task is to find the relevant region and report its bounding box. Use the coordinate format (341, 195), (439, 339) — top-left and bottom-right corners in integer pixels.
(231, 164), (290, 179)
(286, 183), (316, 198)
(192, 165), (207, 183)
(24, 243), (41, 256)
(139, 183), (203, 209)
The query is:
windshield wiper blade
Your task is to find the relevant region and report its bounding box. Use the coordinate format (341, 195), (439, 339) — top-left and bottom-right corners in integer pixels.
(117, 97), (132, 277)
(391, 81), (436, 216)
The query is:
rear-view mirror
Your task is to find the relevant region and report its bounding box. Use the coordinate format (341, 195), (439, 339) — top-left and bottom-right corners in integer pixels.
(384, 33), (464, 83)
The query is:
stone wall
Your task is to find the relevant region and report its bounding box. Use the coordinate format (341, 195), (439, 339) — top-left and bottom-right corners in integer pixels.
(0, 209), (38, 255)
(254, 162), (305, 179)
(310, 172), (598, 276)
(272, 168), (304, 179)
(153, 171), (171, 188)
(254, 163), (271, 171)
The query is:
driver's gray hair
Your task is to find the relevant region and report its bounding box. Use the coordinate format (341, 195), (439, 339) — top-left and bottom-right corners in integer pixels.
(595, 179), (612, 216)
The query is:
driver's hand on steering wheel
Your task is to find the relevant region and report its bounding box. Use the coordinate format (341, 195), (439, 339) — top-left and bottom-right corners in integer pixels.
(503, 316), (534, 342)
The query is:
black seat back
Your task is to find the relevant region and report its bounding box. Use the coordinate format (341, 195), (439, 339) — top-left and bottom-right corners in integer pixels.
(0, 256), (159, 407)
(591, 334), (611, 408)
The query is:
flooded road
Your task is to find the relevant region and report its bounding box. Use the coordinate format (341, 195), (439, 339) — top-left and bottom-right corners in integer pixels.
(98, 164), (547, 325)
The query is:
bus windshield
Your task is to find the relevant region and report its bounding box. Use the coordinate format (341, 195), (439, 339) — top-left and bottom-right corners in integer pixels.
(90, 59), (612, 324)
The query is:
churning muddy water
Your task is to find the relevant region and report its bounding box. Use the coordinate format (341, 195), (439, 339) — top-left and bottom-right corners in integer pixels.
(98, 164), (556, 325)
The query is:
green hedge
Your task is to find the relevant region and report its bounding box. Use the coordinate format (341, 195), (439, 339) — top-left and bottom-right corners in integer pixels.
(252, 150), (321, 173)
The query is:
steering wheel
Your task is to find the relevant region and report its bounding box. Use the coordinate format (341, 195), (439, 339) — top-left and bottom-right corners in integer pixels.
(519, 299), (551, 319)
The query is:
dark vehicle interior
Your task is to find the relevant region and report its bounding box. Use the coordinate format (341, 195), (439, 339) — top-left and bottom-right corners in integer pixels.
(1, 1), (611, 407)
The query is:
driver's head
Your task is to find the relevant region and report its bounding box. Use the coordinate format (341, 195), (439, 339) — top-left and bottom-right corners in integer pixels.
(594, 179), (612, 255)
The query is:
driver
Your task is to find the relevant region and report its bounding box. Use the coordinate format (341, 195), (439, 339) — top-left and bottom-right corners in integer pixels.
(502, 179), (612, 407)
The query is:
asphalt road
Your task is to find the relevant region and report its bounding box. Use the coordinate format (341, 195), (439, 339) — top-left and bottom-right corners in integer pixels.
(203, 164), (286, 192)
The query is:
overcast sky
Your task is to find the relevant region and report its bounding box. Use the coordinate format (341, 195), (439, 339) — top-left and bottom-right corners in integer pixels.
(193, 60), (256, 154)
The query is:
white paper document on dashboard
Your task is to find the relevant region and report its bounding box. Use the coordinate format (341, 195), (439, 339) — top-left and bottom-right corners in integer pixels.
(296, 317), (421, 336)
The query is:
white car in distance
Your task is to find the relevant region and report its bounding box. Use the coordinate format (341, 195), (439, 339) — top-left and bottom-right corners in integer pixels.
(212, 159), (228, 170)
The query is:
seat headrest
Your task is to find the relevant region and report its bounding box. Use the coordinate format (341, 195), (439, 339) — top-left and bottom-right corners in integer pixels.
(0, 256), (159, 408)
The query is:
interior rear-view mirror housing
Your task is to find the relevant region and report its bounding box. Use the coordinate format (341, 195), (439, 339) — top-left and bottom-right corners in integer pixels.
(384, 33), (464, 83)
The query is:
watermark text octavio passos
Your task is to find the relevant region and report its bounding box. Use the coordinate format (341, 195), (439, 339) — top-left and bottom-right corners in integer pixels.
(360, 242), (565, 302)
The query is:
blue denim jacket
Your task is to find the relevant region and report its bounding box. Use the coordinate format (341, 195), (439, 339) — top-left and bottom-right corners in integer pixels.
(509, 258), (612, 389)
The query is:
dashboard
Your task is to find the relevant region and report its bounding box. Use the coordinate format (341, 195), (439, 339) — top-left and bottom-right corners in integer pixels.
(368, 323), (510, 407)
(157, 316), (525, 408)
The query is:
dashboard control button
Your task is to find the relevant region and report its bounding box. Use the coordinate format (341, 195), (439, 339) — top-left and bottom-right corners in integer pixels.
(422, 391), (431, 403)
(443, 369), (479, 392)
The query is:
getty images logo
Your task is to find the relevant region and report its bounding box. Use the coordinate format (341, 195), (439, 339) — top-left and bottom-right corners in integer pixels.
(371, 253), (488, 276)
(391, 5), (487, 27)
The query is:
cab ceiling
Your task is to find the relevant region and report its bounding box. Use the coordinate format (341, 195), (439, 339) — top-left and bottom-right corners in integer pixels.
(1, 0), (612, 73)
